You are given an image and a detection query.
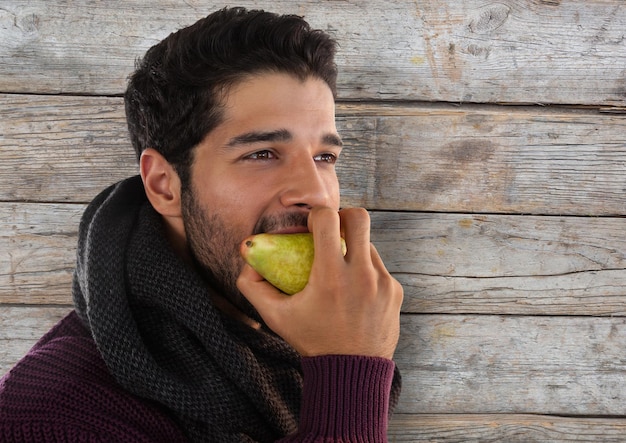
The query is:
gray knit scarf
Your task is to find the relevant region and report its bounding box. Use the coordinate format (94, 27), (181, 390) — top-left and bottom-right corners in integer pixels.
(72, 175), (400, 442)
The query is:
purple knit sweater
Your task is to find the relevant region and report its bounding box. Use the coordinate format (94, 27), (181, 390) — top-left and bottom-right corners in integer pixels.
(0, 311), (395, 442)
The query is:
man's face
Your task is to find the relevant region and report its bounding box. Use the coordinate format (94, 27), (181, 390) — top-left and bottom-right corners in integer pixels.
(182, 72), (342, 311)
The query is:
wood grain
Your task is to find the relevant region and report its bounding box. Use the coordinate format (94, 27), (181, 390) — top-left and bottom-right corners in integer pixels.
(1, 1), (625, 105)
(337, 104), (626, 215)
(388, 414), (626, 442)
(395, 314), (626, 416)
(370, 212), (626, 315)
(0, 305), (70, 374)
(0, 94), (136, 203)
(0, 202), (82, 304)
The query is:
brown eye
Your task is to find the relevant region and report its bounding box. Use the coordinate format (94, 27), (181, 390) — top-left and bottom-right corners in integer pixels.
(246, 150), (276, 160)
(314, 153), (338, 164)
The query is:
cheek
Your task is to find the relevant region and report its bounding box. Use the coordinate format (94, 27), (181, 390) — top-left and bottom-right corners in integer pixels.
(205, 187), (267, 237)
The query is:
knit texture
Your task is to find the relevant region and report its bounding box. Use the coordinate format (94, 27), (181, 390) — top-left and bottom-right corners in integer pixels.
(294, 356), (395, 442)
(0, 311), (186, 442)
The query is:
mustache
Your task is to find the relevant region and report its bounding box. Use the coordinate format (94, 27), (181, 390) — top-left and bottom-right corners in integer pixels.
(252, 212), (309, 235)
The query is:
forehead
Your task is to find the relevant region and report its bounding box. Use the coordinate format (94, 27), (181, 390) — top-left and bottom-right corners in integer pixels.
(219, 72), (336, 123)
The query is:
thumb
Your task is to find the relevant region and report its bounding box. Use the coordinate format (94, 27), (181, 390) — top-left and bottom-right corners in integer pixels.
(237, 264), (288, 328)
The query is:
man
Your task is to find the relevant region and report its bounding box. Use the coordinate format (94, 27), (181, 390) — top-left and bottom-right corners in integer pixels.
(0, 7), (403, 442)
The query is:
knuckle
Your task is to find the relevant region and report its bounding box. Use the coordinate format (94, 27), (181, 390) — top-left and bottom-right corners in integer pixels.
(341, 207), (370, 226)
(311, 206), (338, 221)
(308, 207), (340, 234)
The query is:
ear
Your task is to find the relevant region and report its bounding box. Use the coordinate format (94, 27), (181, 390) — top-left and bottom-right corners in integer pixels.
(139, 148), (182, 218)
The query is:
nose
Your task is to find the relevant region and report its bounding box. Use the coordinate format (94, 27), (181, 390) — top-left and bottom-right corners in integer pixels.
(279, 157), (334, 210)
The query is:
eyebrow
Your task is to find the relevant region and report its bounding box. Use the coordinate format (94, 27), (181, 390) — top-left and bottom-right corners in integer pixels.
(322, 133), (344, 148)
(226, 129), (292, 147)
(225, 129), (343, 148)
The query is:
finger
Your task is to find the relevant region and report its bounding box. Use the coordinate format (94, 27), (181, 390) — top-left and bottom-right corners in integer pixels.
(339, 207), (371, 263)
(237, 264), (287, 326)
(368, 242), (388, 273)
(307, 207), (344, 262)
(370, 243), (404, 307)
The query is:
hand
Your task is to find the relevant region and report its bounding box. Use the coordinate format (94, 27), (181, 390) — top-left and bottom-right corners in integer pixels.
(237, 206), (403, 359)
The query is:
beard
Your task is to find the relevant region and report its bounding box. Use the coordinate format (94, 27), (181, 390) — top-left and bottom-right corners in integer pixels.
(181, 185), (308, 320)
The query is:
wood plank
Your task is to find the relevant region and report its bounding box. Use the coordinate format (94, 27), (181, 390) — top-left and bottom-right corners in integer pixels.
(0, 95), (136, 203)
(2, 95), (625, 216)
(2, 307), (626, 417)
(2, 203), (625, 316)
(0, 305), (70, 375)
(370, 212), (626, 315)
(1, 1), (625, 106)
(338, 103), (626, 215)
(0, 203), (83, 305)
(388, 414), (626, 442)
(395, 314), (626, 416)
(399, 270), (626, 316)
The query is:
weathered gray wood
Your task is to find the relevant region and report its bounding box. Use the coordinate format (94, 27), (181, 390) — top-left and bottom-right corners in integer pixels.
(0, 202), (82, 305)
(338, 103), (626, 215)
(2, 95), (625, 216)
(388, 414), (626, 442)
(371, 212), (626, 315)
(395, 314), (626, 416)
(1, 1), (625, 105)
(0, 305), (70, 374)
(399, 270), (626, 316)
(0, 95), (136, 203)
(0, 305), (70, 340)
(2, 203), (625, 317)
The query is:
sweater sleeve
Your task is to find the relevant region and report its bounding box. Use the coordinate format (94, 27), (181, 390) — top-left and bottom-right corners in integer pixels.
(279, 355), (395, 443)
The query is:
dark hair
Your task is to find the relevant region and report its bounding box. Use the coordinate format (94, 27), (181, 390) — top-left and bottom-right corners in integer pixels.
(124, 7), (338, 188)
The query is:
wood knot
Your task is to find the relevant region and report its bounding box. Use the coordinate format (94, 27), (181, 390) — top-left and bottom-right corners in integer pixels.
(468, 4), (511, 34)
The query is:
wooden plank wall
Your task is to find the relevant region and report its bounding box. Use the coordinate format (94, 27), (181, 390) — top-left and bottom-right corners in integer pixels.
(1, 1), (625, 441)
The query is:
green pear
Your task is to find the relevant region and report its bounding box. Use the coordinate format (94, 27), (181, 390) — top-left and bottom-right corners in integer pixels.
(240, 232), (346, 295)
